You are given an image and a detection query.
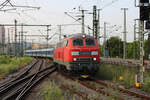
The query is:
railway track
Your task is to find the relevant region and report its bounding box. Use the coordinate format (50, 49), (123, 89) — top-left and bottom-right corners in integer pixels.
(0, 59), (57, 100)
(0, 60), (38, 89)
(60, 84), (92, 100)
(90, 77), (150, 100)
(60, 72), (150, 100)
(101, 57), (150, 70)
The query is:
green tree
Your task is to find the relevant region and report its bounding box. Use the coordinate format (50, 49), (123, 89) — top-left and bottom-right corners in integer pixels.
(101, 36), (149, 60)
(100, 45), (104, 57)
(126, 43), (134, 59)
(107, 36), (123, 58)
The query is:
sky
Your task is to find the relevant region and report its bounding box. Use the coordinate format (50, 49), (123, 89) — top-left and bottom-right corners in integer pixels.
(0, 0), (140, 44)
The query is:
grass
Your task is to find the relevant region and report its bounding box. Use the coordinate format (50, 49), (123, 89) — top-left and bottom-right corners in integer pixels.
(97, 63), (150, 91)
(41, 81), (65, 100)
(0, 56), (33, 78)
(142, 77), (150, 92)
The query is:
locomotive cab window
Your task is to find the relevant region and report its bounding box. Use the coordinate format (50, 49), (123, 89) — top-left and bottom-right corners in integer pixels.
(66, 40), (68, 46)
(86, 39), (96, 46)
(73, 39), (83, 46)
(63, 40), (68, 47)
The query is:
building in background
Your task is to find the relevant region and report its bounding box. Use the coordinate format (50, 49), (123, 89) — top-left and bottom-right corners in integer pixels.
(0, 26), (6, 54)
(0, 26), (5, 46)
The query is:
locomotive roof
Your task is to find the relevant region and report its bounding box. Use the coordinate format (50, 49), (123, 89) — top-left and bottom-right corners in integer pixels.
(55, 33), (95, 45)
(67, 33), (94, 39)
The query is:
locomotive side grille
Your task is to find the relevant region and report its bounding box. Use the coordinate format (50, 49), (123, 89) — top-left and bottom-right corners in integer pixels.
(76, 57), (92, 61)
(79, 51), (91, 55)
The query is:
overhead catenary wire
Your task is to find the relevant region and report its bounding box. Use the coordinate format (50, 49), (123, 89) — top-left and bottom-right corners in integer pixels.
(101, 0), (119, 10)
(0, 0), (11, 10)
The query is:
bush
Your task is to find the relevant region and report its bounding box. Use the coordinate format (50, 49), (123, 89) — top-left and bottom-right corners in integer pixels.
(97, 63), (150, 91)
(0, 56), (33, 78)
(0, 56), (11, 64)
(41, 82), (65, 100)
(143, 77), (150, 92)
(97, 63), (137, 87)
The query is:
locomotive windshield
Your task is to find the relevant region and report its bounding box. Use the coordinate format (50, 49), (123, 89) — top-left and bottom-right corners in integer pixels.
(73, 39), (83, 46)
(86, 39), (96, 46)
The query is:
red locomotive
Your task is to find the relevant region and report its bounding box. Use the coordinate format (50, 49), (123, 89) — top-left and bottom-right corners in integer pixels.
(54, 33), (100, 75)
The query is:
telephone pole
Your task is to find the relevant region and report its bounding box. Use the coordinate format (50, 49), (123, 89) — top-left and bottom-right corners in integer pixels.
(7, 28), (10, 55)
(134, 19), (140, 60)
(134, 19), (136, 59)
(46, 25), (51, 48)
(21, 24), (24, 56)
(58, 25), (62, 42)
(14, 19), (17, 57)
(81, 10), (85, 34)
(97, 9), (101, 44)
(104, 22), (107, 57)
(121, 8), (128, 59)
(79, 9), (87, 34)
(93, 5), (97, 38)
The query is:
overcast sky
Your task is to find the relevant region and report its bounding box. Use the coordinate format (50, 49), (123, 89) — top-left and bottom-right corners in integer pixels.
(0, 0), (139, 44)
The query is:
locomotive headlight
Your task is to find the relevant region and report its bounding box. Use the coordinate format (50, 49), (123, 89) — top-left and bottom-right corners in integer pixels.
(82, 34), (86, 38)
(72, 52), (79, 55)
(73, 58), (77, 61)
(93, 58), (97, 61)
(91, 51), (98, 55)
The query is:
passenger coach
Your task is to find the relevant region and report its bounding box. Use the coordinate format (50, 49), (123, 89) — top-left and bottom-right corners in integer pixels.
(25, 48), (54, 58)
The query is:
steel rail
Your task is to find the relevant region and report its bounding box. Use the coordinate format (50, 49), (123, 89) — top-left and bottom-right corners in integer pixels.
(60, 84), (92, 100)
(0, 62), (55, 100)
(3, 67), (56, 100)
(0, 60), (38, 89)
(16, 68), (57, 100)
(0, 60), (41, 95)
(1, 66), (55, 100)
(15, 60), (45, 99)
(60, 72), (124, 100)
(91, 77), (150, 100)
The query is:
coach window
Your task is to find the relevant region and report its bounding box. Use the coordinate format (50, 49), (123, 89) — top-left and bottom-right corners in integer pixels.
(86, 39), (96, 46)
(73, 39), (83, 46)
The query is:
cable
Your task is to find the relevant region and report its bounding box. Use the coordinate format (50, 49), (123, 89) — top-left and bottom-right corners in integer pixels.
(101, 0), (119, 10)
(0, 0), (9, 10)
(0, 0), (8, 6)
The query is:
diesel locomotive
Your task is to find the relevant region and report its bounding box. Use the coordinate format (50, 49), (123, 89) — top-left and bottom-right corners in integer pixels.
(25, 33), (100, 75)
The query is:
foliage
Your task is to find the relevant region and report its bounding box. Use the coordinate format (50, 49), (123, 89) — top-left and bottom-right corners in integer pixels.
(107, 37), (123, 58)
(100, 45), (104, 57)
(41, 81), (65, 100)
(97, 63), (150, 91)
(0, 56), (33, 78)
(97, 63), (137, 87)
(101, 36), (149, 60)
(0, 56), (11, 64)
(142, 77), (150, 92)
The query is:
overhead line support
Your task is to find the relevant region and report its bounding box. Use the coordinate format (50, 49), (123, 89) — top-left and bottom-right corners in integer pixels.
(121, 8), (128, 59)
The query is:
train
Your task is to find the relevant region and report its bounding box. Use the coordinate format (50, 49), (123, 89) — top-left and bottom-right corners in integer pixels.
(25, 34), (100, 76)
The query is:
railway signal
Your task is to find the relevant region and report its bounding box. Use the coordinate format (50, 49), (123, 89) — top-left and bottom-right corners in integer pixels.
(135, 0), (150, 85)
(140, 0), (149, 3)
